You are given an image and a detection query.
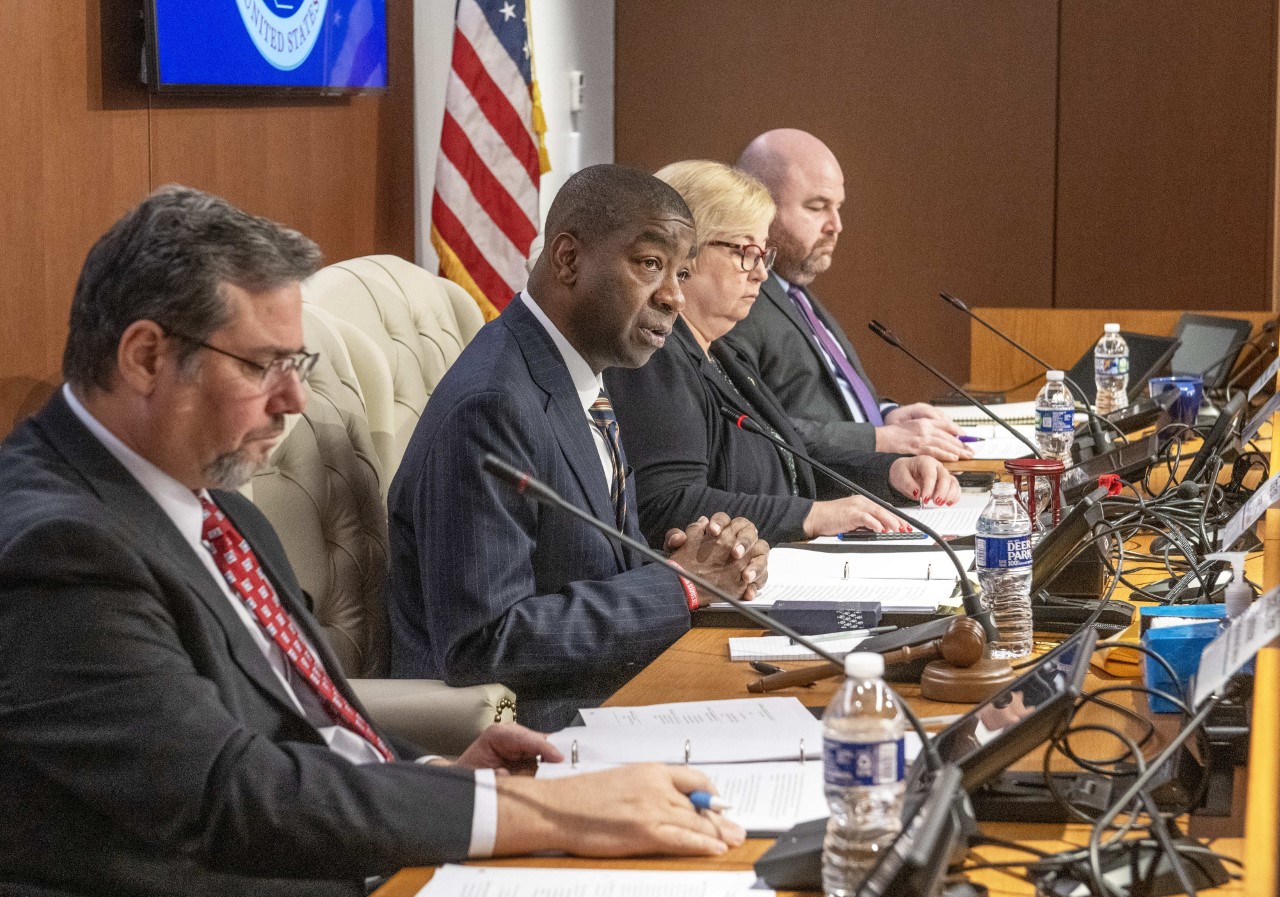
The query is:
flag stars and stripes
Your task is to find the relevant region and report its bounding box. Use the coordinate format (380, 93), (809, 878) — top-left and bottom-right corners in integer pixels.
(431, 0), (547, 320)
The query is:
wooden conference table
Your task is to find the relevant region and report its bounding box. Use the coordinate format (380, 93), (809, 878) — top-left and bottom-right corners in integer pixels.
(376, 550), (1255, 894)
(374, 624), (1248, 896)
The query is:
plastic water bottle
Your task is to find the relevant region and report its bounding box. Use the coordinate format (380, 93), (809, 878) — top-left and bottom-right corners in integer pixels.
(1035, 370), (1075, 462)
(975, 482), (1033, 659)
(1094, 323), (1130, 415)
(822, 652), (906, 897)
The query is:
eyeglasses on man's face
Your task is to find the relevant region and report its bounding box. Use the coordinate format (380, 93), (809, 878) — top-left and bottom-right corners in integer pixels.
(706, 240), (778, 273)
(164, 328), (319, 390)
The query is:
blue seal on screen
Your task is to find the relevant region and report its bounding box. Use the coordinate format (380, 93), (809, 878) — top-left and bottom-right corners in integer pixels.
(237, 0), (329, 71)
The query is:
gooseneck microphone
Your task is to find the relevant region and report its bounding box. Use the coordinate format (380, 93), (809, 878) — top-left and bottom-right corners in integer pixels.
(867, 320), (1042, 459)
(718, 406), (997, 644)
(480, 453), (846, 665)
(939, 292), (1117, 450)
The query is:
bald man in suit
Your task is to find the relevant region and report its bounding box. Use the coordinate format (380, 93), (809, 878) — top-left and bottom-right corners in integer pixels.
(724, 128), (973, 465)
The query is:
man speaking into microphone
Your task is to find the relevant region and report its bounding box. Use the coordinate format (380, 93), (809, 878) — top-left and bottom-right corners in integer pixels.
(388, 165), (769, 732)
(726, 129), (972, 463)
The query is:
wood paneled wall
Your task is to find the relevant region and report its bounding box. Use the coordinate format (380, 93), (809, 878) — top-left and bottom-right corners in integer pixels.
(0, 0), (415, 434)
(615, 1), (1278, 404)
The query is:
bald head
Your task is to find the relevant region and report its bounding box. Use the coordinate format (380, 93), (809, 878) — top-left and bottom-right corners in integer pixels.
(736, 129), (845, 285)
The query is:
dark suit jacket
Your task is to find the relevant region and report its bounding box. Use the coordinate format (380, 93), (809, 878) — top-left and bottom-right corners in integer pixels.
(0, 393), (478, 897)
(606, 317), (901, 547)
(722, 273), (890, 456)
(387, 297), (691, 733)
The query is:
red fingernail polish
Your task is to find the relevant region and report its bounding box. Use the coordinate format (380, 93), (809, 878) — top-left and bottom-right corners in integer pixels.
(913, 490), (919, 497)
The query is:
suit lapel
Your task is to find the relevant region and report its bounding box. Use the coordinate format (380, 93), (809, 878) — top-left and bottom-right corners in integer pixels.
(761, 275), (847, 395)
(712, 339), (818, 498)
(215, 494), (376, 722)
(761, 275), (869, 413)
(33, 394), (302, 717)
(502, 300), (628, 567)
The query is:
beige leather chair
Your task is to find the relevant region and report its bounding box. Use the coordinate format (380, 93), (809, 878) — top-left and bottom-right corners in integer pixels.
(301, 255), (484, 478)
(245, 305), (514, 756)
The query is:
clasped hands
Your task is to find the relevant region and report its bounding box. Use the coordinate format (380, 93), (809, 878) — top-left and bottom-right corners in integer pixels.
(663, 512), (770, 603)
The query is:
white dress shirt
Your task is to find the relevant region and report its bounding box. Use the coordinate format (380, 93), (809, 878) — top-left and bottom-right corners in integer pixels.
(62, 384), (497, 857)
(520, 290), (616, 490)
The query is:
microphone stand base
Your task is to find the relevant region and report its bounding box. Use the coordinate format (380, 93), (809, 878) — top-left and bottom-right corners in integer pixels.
(921, 657), (1017, 703)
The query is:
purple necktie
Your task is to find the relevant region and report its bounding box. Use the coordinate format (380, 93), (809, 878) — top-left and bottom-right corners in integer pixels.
(786, 285), (884, 425)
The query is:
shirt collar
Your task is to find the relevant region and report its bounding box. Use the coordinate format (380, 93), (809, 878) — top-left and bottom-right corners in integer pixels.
(520, 289), (604, 413)
(772, 271), (795, 295)
(61, 383), (208, 545)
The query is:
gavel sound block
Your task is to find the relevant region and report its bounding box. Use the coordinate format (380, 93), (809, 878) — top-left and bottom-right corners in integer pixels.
(747, 617), (1017, 703)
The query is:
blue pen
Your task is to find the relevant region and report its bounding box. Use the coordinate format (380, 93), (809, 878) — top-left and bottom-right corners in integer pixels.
(688, 790), (732, 812)
(957, 435), (983, 443)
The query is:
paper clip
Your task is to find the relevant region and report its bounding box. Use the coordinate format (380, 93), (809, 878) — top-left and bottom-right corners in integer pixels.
(798, 738), (805, 765)
(570, 740), (579, 768)
(842, 561), (850, 581)
(683, 739), (692, 765)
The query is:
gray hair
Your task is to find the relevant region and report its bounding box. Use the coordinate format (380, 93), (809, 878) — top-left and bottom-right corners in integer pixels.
(63, 185), (322, 392)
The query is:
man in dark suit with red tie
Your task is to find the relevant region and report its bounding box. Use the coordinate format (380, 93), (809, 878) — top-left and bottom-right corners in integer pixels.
(724, 128), (974, 465)
(0, 186), (744, 897)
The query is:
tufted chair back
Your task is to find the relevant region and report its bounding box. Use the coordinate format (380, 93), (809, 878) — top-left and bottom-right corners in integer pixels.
(245, 305), (390, 677)
(301, 256), (484, 479)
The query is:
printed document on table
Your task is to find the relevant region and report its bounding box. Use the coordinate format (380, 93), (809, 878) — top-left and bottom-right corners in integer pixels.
(578, 697), (817, 730)
(760, 546), (974, 581)
(729, 633), (870, 662)
(938, 400), (1036, 427)
(962, 426), (1036, 460)
(537, 760), (827, 836)
(549, 721), (824, 765)
(414, 865), (771, 897)
(715, 577), (959, 611)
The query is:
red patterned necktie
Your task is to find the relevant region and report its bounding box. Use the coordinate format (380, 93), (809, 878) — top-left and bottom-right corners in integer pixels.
(199, 497), (394, 762)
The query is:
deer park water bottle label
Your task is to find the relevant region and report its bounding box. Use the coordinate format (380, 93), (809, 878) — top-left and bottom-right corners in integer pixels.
(1036, 409), (1075, 434)
(1095, 355), (1130, 376)
(975, 534), (1033, 571)
(823, 737), (905, 788)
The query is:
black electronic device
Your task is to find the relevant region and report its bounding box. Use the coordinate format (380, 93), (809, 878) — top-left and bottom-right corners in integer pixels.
(1029, 487), (1107, 596)
(755, 763), (970, 894)
(1182, 391), (1246, 483)
(1171, 313), (1255, 389)
(838, 530), (930, 542)
(1060, 432), (1162, 504)
(930, 628), (1102, 821)
(1064, 332), (1180, 404)
(1072, 385), (1179, 449)
(956, 471), (995, 491)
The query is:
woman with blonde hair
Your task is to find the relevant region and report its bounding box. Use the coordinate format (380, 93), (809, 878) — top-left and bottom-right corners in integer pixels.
(607, 160), (957, 546)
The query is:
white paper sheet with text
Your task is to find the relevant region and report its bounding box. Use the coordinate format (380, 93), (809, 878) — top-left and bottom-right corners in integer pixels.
(414, 865), (770, 897)
(536, 760), (827, 836)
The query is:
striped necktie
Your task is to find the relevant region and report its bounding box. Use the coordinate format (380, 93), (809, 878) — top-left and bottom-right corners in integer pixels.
(588, 391), (627, 528)
(200, 497), (394, 762)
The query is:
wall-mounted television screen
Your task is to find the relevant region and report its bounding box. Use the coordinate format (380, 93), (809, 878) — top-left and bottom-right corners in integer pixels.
(145, 0), (389, 94)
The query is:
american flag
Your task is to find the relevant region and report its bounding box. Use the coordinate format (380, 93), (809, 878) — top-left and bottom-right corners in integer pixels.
(432, 0), (549, 320)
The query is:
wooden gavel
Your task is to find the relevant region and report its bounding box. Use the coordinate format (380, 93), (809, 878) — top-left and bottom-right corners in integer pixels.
(746, 617), (988, 693)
